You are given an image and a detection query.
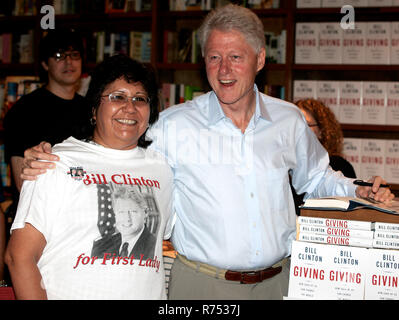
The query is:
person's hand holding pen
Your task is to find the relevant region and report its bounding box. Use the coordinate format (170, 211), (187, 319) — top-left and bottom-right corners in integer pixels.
(354, 176), (395, 204)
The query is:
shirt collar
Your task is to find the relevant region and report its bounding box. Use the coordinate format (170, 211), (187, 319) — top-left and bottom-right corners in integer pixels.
(208, 84), (271, 126)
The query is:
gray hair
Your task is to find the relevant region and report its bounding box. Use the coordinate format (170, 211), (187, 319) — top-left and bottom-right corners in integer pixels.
(197, 4), (266, 56)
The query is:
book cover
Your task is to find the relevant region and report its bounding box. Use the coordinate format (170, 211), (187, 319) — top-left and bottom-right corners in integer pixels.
(384, 140), (399, 184)
(298, 224), (374, 239)
(297, 216), (374, 230)
(319, 22), (342, 64)
(293, 80), (317, 101)
(365, 22), (390, 65)
(342, 22), (367, 64)
(364, 248), (399, 300)
(295, 23), (319, 64)
(288, 240), (369, 300)
(386, 82), (399, 125)
(361, 81), (387, 125)
(391, 22), (399, 65)
(360, 138), (385, 180)
(316, 81), (340, 121)
(339, 81), (362, 124)
(342, 137), (362, 178)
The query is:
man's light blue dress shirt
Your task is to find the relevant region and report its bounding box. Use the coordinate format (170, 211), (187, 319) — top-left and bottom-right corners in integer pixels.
(148, 85), (356, 271)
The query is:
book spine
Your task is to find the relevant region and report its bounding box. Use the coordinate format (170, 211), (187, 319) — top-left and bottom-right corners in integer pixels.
(374, 222), (399, 233)
(373, 238), (399, 250)
(374, 231), (399, 241)
(297, 233), (373, 248)
(298, 224), (374, 239)
(297, 216), (373, 231)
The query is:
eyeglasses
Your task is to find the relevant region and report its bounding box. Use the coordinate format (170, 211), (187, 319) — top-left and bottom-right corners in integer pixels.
(102, 92), (150, 107)
(52, 51), (81, 61)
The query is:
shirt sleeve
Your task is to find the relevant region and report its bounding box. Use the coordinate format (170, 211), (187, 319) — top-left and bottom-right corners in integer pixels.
(11, 167), (66, 242)
(291, 125), (357, 200)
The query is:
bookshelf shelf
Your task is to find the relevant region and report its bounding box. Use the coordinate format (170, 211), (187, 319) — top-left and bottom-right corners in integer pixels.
(293, 64), (399, 71)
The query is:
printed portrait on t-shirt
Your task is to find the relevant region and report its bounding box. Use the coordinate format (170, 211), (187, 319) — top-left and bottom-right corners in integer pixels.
(91, 182), (160, 260)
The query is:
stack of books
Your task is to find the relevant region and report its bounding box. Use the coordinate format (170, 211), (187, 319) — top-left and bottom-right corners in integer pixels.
(298, 196), (399, 250)
(287, 196), (399, 299)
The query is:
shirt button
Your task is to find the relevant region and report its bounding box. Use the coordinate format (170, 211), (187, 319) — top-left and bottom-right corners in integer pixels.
(250, 192), (254, 198)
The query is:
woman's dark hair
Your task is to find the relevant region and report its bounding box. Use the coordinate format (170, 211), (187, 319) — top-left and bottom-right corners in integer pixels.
(85, 54), (160, 148)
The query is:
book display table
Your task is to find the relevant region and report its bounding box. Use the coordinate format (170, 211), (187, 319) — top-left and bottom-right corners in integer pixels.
(287, 208), (399, 300)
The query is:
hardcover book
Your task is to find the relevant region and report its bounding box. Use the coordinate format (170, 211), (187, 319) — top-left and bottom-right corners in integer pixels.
(293, 80), (317, 101)
(391, 22), (399, 65)
(342, 138), (362, 178)
(386, 82), (399, 125)
(319, 22), (342, 64)
(297, 232), (373, 247)
(316, 81), (340, 121)
(300, 196), (399, 215)
(339, 81), (362, 124)
(342, 22), (367, 64)
(298, 224), (374, 239)
(297, 216), (373, 230)
(361, 81), (387, 125)
(384, 140), (399, 184)
(295, 23), (319, 64)
(365, 22), (390, 65)
(288, 240), (369, 299)
(360, 139), (385, 180)
(364, 248), (399, 300)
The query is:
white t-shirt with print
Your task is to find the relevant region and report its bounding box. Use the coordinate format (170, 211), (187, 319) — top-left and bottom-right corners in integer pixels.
(12, 137), (174, 300)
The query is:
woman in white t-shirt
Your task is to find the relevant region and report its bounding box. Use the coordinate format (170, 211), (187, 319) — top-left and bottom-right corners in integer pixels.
(5, 55), (174, 300)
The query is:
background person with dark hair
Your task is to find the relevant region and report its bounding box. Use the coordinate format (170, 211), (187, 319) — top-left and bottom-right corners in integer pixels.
(3, 28), (91, 197)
